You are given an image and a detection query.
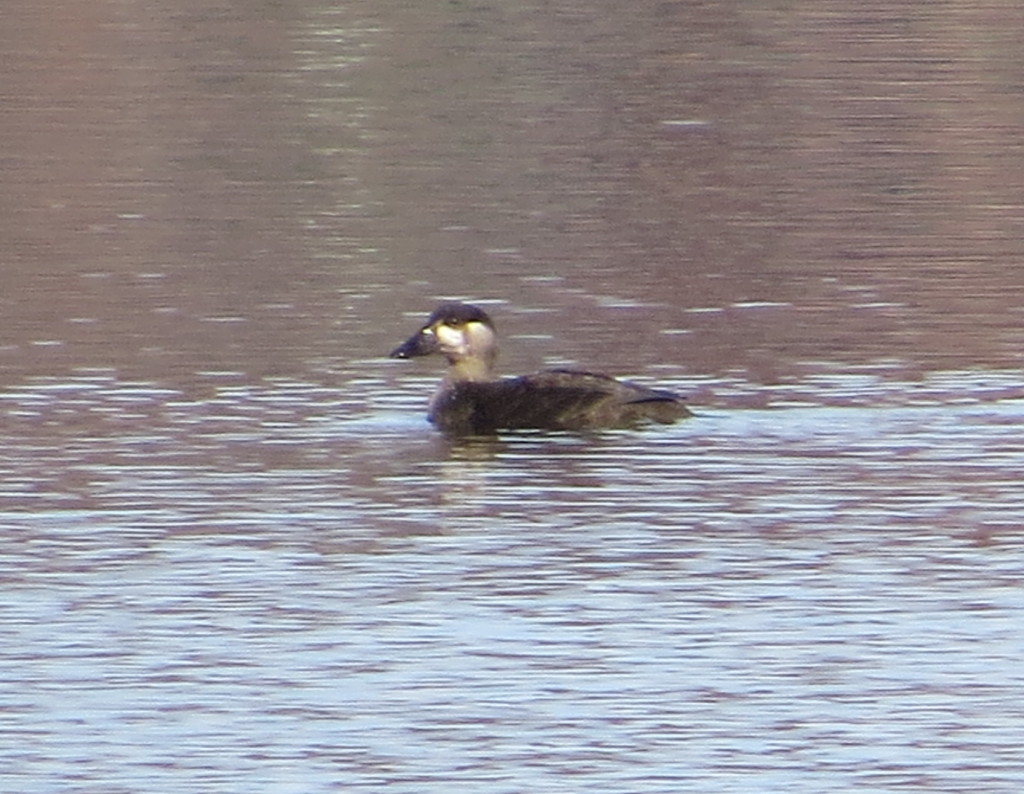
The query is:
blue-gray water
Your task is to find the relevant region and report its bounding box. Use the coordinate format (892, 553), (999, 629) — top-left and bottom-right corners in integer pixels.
(3, 1), (1024, 792)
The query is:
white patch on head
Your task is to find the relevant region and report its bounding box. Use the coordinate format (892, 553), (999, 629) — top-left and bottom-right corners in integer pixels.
(435, 323), (468, 353)
(429, 319), (497, 377)
(464, 321), (496, 353)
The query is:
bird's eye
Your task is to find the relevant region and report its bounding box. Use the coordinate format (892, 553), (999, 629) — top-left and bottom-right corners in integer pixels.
(445, 318), (464, 327)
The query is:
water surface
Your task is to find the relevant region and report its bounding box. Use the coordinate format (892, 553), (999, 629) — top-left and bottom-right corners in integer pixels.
(3, 1), (1024, 792)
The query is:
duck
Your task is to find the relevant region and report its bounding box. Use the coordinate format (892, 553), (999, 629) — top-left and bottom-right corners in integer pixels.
(389, 302), (690, 435)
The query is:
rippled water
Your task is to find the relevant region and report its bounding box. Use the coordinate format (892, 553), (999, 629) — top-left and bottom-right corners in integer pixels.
(4, 371), (1024, 792)
(4, 0), (1024, 791)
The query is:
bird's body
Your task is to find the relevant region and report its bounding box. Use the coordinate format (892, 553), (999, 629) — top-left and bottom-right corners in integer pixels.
(390, 302), (689, 435)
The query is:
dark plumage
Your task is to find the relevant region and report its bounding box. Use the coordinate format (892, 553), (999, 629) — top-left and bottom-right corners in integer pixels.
(390, 302), (690, 435)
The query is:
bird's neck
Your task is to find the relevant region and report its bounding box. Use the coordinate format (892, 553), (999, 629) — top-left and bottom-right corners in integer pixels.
(445, 354), (496, 383)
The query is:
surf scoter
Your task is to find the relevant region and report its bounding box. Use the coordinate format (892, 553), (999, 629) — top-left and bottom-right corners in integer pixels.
(390, 302), (690, 435)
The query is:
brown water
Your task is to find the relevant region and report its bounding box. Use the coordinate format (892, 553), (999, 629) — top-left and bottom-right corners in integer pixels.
(3, 1), (1024, 792)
